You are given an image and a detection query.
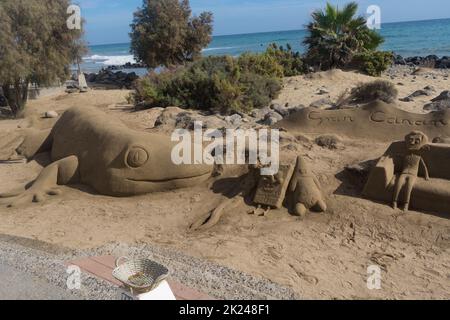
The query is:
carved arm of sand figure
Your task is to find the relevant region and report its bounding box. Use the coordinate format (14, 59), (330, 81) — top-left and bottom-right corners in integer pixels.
(289, 156), (327, 217)
(190, 164), (262, 231)
(420, 158), (430, 181)
(0, 106), (213, 208)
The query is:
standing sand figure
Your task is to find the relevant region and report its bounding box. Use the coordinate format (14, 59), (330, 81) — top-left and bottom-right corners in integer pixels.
(288, 156), (327, 217)
(392, 131), (430, 211)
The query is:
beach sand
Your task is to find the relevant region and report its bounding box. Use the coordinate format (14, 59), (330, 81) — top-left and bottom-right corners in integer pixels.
(0, 67), (449, 299)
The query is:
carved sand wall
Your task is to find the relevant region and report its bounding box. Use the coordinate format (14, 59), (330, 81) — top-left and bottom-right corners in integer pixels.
(275, 101), (450, 141)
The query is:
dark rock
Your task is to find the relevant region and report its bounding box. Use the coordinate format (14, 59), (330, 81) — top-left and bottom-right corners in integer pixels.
(87, 69), (139, 89)
(424, 99), (450, 112)
(400, 87), (435, 101)
(86, 73), (97, 83)
(225, 114), (242, 126)
(431, 90), (450, 102)
(309, 98), (334, 109)
(287, 105), (305, 115)
(262, 111), (283, 125)
(251, 107), (271, 120)
(315, 135), (342, 150)
(394, 54), (450, 69)
(393, 55), (406, 65)
(270, 103), (290, 117)
(399, 96), (414, 102)
(437, 57), (450, 69)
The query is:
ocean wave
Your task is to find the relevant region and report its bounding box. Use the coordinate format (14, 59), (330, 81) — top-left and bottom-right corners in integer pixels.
(202, 46), (236, 52)
(83, 54), (136, 66)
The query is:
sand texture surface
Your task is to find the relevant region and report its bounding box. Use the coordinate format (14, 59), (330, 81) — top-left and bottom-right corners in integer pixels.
(0, 67), (449, 299)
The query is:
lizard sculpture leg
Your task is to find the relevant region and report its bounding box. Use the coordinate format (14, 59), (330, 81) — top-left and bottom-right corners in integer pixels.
(1, 156), (79, 207)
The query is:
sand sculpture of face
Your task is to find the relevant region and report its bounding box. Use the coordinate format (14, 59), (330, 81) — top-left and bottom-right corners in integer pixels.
(405, 131), (428, 151)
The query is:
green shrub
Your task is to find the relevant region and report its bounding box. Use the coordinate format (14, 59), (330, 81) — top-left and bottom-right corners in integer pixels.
(265, 43), (305, 76)
(131, 55), (282, 114)
(237, 52), (284, 78)
(353, 51), (394, 76)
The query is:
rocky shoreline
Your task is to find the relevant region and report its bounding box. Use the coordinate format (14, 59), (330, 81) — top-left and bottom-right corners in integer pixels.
(84, 69), (139, 89)
(393, 54), (450, 69)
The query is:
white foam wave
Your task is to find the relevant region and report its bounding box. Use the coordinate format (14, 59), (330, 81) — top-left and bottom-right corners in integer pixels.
(83, 54), (136, 66)
(202, 46), (236, 52)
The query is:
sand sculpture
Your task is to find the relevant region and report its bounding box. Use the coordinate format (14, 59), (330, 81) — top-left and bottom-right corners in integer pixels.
(253, 164), (294, 209)
(191, 156), (327, 230)
(392, 131), (430, 211)
(1, 106), (213, 207)
(190, 163), (263, 231)
(288, 156), (327, 217)
(363, 131), (450, 214)
(275, 100), (450, 141)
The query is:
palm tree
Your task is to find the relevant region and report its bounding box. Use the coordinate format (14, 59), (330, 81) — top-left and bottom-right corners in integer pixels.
(304, 2), (384, 70)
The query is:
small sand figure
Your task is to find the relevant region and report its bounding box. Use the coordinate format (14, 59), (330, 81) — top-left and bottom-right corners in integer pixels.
(288, 156), (327, 217)
(392, 131), (430, 211)
(253, 164), (294, 210)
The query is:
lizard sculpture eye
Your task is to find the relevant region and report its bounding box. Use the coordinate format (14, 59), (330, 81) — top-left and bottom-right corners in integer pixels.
(126, 147), (149, 168)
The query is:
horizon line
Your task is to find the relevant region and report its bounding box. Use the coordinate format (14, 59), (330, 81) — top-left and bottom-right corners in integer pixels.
(87, 16), (450, 47)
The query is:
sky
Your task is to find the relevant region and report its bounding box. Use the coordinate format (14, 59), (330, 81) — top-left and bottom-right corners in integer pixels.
(77, 0), (450, 45)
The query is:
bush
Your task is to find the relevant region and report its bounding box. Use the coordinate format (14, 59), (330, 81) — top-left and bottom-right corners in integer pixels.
(265, 43), (305, 77)
(237, 52), (284, 78)
(130, 55), (282, 114)
(347, 80), (398, 104)
(353, 51), (394, 76)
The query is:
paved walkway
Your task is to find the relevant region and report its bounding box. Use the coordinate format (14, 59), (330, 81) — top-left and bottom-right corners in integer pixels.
(0, 263), (78, 300)
(68, 255), (213, 300)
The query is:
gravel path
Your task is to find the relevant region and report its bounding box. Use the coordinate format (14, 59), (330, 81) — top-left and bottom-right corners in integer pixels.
(0, 235), (298, 300)
(0, 263), (78, 300)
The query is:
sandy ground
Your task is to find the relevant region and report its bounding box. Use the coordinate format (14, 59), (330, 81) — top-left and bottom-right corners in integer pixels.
(0, 68), (449, 299)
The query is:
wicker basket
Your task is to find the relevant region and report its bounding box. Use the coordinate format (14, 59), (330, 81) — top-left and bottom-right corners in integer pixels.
(112, 257), (169, 295)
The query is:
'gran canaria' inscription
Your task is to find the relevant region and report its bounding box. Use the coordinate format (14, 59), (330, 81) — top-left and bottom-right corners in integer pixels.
(370, 111), (448, 127)
(308, 111), (355, 124)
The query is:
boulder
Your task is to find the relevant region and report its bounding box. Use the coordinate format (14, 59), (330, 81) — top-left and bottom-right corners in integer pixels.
(270, 103), (290, 117)
(262, 111), (283, 125)
(431, 90), (450, 102)
(287, 105), (306, 115)
(437, 57), (450, 69)
(400, 87), (435, 101)
(315, 134), (342, 150)
(424, 99), (450, 112)
(251, 107), (271, 120)
(89, 69), (138, 89)
(309, 98), (334, 109)
(225, 114), (242, 126)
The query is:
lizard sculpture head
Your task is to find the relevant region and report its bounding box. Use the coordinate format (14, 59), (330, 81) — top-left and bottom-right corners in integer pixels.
(101, 132), (213, 196)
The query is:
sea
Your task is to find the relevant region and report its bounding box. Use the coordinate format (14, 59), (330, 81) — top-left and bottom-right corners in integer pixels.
(81, 18), (450, 75)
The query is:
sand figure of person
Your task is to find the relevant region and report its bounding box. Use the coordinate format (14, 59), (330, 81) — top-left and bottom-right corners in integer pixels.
(289, 156), (327, 217)
(392, 131), (430, 211)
